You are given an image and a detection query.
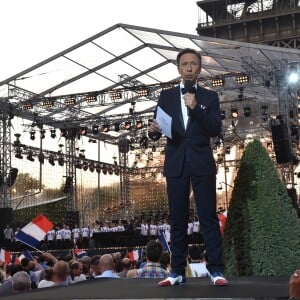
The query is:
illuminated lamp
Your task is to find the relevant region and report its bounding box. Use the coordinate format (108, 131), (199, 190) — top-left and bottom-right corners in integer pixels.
(80, 127), (88, 136)
(212, 78), (224, 87)
(85, 94), (97, 103)
(125, 122), (132, 130)
(236, 74), (250, 84)
(135, 120), (143, 129)
(64, 97), (76, 106)
(102, 124), (109, 133)
(231, 108), (238, 118)
(22, 102), (33, 110)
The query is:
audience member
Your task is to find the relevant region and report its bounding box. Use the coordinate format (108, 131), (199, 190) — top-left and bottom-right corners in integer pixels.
(0, 264), (23, 296)
(52, 261), (70, 286)
(289, 269), (300, 300)
(12, 271), (31, 293)
(129, 240), (169, 278)
(188, 245), (209, 277)
(94, 254), (120, 278)
(38, 267), (55, 288)
(90, 255), (101, 278)
(117, 258), (132, 278)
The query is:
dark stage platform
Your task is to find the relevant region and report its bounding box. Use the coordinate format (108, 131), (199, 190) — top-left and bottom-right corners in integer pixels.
(2, 276), (289, 300)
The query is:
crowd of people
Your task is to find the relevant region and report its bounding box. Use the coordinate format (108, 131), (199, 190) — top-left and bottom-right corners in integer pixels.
(3, 212), (228, 252)
(0, 239), (210, 296)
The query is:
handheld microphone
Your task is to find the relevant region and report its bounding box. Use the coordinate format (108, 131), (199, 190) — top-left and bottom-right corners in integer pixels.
(183, 80), (196, 116)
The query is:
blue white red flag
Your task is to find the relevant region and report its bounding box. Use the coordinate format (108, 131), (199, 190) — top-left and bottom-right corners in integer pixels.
(128, 248), (142, 262)
(16, 249), (34, 264)
(157, 230), (170, 252)
(15, 214), (53, 249)
(0, 249), (11, 264)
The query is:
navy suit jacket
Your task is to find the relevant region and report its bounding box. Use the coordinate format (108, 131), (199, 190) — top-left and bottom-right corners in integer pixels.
(149, 85), (222, 177)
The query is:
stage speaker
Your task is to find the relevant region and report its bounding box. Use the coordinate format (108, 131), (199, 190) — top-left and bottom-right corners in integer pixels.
(271, 121), (292, 164)
(6, 168), (18, 187)
(0, 208), (13, 243)
(63, 176), (73, 194)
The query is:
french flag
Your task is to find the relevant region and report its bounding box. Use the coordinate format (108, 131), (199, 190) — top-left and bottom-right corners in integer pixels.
(16, 250), (34, 264)
(0, 249), (11, 264)
(15, 214), (53, 249)
(74, 249), (88, 258)
(128, 248), (142, 262)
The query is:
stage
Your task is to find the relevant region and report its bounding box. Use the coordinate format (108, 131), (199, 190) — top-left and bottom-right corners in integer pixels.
(2, 276), (289, 300)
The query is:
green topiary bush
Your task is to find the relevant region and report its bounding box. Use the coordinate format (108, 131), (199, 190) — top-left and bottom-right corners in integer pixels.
(223, 139), (300, 276)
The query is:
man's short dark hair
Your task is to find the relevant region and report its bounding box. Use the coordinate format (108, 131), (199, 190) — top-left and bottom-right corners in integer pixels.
(176, 48), (202, 66)
(188, 245), (201, 260)
(146, 240), (163, 263)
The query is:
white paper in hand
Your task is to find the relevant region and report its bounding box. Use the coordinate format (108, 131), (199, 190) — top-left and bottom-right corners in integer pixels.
(156, 106), (172, 139)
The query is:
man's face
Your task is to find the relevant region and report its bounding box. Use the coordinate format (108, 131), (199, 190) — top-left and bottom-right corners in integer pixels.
(177, 53), (201, 84)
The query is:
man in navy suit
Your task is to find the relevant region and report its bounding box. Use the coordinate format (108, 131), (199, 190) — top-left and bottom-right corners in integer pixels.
(148, 48), (228, 286)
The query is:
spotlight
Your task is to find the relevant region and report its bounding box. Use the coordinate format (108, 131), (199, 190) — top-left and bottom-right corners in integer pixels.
(244, 107), (251, 117)
(135, 120), (143, 129)
(125, 122), (132, 130)
(95, 163), (101, 173)
(220, 110), (226, 120)
(287, 61), (300, 85)
(92, 125), (99, 135)
(75, 160), (82, 169)
(236, 74), (250, 84)
(48, 154), (55, 166)
(26, 150), (34, 162)
(22, 102), (33, 110)
(89, 162), (95, 172)
(136, 88), (149, 97)
(42, 100), (54, 108)
(212, 78), (224, 87)
(30, 131), (35, 140)
(102, 165), (108, 175)
(231, 108), (238, 118)
(110, 91), (122, 100)
(113, 122), (120, 132)
(14, 133), (21, 147)
(238, 87), (244, 100)
(82, 162), (89, 171)
(50, 129), (56, 139)
(80, 127), (88, 136)
(15, 148), (23, 159)
(102, 124), (109, 133)
(85, 94), (97, 103)
(64, 97), (76, 106)
(58, 156), (64, 166)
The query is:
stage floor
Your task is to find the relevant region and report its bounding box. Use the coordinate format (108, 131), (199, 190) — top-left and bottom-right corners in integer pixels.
(2, 276), (289, 300)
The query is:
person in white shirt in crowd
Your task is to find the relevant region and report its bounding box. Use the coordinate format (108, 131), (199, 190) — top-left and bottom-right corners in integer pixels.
(140, 219), (149, 244)
(149, 219), (158, 240)
(187, 217), (194, 239)
(55, 226), (64, 250)
(63, 225), (72, 249)
(46, 228), (56, 250)
(72, 224), (81, 248)
(81, 225), (90, 249)
(188, 245), (209, 277)
(162, 218), (171, 244)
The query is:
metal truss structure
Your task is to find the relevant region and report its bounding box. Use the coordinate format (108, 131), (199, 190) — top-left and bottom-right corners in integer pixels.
(0, 23), (299, 214)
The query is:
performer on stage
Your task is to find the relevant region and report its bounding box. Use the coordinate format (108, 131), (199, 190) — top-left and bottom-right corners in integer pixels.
(149, 48), (228, 286)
